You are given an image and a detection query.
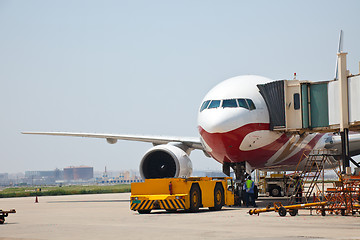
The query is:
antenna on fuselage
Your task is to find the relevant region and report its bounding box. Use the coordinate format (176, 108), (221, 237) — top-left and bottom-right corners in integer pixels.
(335, 30), (343, 80)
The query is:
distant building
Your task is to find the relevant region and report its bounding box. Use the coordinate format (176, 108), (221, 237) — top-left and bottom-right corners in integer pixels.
(25, 170), (56, 178)
(204, 171), (229, 178)
(0, 173), (8, 180)
(64, 166), (93, 180)
(0, 173), (9, 185)
(24, 169), (63, 185)
(96, 169), (142, 184)
(192, 171), (235, 178)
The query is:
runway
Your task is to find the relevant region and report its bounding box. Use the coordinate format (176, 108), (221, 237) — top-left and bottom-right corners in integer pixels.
(0, 193), (359, 240)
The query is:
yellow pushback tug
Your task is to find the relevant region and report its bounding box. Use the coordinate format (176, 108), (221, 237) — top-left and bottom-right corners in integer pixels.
(130, 177), (234, 214)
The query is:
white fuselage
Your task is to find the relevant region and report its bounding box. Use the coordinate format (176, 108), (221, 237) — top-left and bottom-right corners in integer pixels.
(197, 75), (329, 170)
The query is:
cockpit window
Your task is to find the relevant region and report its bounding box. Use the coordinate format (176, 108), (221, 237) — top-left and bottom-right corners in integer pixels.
(200, 98), (256, 111)
(222, 99), (238, 108)
(237, 99), (249, 109)
(200, 100), (211, 112)
(208, 100), (221, 109)
(246, 99), (256, 110)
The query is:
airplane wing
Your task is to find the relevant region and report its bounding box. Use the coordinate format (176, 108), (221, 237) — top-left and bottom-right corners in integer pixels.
(325, 133), (360, 157)
(21, 132), (204, 150)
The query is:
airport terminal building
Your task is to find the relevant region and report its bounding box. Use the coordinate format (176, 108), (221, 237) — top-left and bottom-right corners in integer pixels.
(63, 166), (94, 180)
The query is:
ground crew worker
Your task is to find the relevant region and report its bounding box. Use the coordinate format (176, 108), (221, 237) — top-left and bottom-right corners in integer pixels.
(243, 176), (257, 207)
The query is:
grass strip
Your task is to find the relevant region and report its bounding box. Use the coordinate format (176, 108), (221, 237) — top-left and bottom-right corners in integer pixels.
(0, 184), (131, 198)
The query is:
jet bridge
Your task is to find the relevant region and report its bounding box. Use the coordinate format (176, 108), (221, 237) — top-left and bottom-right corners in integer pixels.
(258, 67), (360, 132)
(258, 52), (360, 171)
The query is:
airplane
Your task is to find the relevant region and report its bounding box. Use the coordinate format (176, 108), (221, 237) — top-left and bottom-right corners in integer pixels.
(23, 74), (360, 182)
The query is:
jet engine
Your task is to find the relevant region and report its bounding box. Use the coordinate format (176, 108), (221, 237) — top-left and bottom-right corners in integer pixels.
(139, 144), (193, 179)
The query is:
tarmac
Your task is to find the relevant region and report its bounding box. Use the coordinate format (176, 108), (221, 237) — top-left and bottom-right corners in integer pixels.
(0, 193), (360, 240)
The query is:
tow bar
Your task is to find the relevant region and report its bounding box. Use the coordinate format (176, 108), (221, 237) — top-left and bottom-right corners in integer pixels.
(0, 209), (16, 224)
(248, 202), (327, 217)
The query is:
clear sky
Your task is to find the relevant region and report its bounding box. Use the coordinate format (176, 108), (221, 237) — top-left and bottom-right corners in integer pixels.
(1, 0), (360, 173)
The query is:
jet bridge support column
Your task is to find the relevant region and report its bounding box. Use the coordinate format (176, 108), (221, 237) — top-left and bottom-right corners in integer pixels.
(338, 52), (350, 172)
(340, 129), (350, 170)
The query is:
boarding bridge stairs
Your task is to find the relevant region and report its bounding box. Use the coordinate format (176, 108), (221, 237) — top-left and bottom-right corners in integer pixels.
(289, 149), (340, 204)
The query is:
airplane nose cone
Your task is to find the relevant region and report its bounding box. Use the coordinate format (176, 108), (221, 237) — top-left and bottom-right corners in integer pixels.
(198, 108), (249, 134)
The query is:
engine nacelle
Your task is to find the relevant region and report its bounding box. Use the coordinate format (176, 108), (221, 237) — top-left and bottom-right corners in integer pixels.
(140, 144), (193, 179)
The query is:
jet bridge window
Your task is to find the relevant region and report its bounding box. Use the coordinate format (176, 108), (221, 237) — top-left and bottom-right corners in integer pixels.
(222, 99), (238, 108)
(208, 100), (221, 109)
(200, 100), (211, 112)
(293, 93), (300, 110)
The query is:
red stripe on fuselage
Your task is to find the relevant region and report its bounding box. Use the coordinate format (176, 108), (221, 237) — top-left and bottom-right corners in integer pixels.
(273, 133), (323, 167)
(198, 123), (324, 169)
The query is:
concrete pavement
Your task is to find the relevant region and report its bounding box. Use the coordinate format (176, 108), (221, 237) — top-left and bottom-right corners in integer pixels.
(0, 193), (359, 240)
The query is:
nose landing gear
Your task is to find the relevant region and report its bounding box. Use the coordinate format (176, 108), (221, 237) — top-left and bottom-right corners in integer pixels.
(223, 162), (250, 206)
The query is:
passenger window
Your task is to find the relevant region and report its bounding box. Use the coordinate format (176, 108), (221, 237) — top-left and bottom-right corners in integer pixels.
(208, 100), (221, 109)
(200, 100), (211, 112)
(237, 99), (249, 110)
(246, 99), (256, 110)
(293, 93), (300, 110)
(222, 99), (238, 108)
